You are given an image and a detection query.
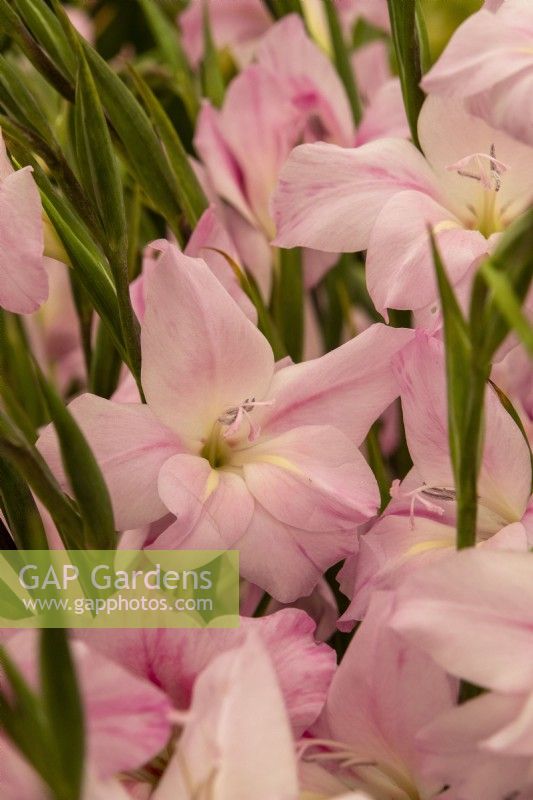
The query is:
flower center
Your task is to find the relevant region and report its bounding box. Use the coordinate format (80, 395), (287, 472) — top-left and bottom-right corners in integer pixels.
(447, 144), (510, 236)
(298, 739), (421, 800)
(217, 397), (273, 442)
(390, 479), (456, 529)
(201, 397), (274, 469)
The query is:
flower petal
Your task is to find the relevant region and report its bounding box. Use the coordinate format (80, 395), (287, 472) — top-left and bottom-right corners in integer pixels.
(392, 549), (533, 693)
(272, 138), (440, 253)
(152, 634), (299, 800)
(237, 504), (356, 602)
(141, 245), (274, 442)
(78, 608), (334, 736)
(366, 189), (487, 316)
(260, 322), (414, 445)
(256, 14), (354, 146)
(156, 453), (254, 546)
(0, 164), (48, 314)
(37, 393), (181, 530)
(241, 425), (379, 530)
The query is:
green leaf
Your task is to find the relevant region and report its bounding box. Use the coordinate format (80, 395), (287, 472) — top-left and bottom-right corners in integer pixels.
(80, 39), (184, 225)
(479, 259), (533, 356)
(479, 209), (533, 360)
(0, 410), (84, 549)
(138, 0), (199, 120)
(365, 423), (390, 512)
(74, 46), (142, 386)
(0, 54), (54, 142)
(0, 312), (46, 429)
(89, 320), (123, 398)
(325, 0), (362, 125)
(274, 247), (304, 362)
(430, 232), (470, 474)
(387, 0), (425, 148)
(263, 0), (303, 17)
(0, 646), (53, 787)
(40, 629), (85, 800)
(0, 455), (49, 549)
(129, 66), (208, 230)
(201, 2), (226, 107)
(0, 0), (73, 101)
(35, 365), (117, 549)
(12, 0), (75, 79)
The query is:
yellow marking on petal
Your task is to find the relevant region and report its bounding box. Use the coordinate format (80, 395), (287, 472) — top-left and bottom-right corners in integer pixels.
(433, 219), (461, 234)
(252, 454), (305, 476)
(202, 469), (220, 502)
(406, 538), (453, 557)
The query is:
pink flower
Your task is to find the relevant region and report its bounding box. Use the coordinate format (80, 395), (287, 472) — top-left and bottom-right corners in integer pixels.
(195, 15), (408, 295)
(0, 631), (172, 798)
(301, 592), (455, 799)
(180, 0), (273, 69)
(422, 0), (533, 148)
(152, 633), (300, 800)
(492, 342), (533, 445)
(77, 608), (336, 737)
(0, 133), (48, 314)
(338, 332), (532, 621)
(25, 258), (85, 393)
(273, 96), (533, 319)
(38, 245), (413, 600)
(392, 549), (533, 799)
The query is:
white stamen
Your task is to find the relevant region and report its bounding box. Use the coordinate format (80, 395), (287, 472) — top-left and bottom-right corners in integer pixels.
(390, 479), (455, 529)
(447, 144), (508, 192)
(218, 397), (274, 442)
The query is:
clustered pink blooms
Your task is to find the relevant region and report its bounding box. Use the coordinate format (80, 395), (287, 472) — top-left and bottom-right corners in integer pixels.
(1, 1), (533, 798)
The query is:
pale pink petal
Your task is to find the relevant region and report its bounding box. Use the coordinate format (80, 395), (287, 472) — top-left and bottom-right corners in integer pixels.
(393, 332), (532, 525)
(237, 503), (357, 602)
(194, 101), (255, 225)
(352, 40), (390, 103)
(184, 206), (257, 321)
(312, 592), (455, 798)
(303, 248), (337, 290)
(260, 322), (415, 445)
(418, 691), (533, 800)
(392, 549), (533, 694)
(417, 95), (533, 218)
(156, 453), (254, 546)
(421, 6), (533, 98)
(356, 78), (410, 145)
(0, 164), (48, 314)
(78, 608), (335, 736)
(341, 514), (456, 622)
(37, 394), (181, 530)
(366, 189), (487, 316)
(240, 425), (379, 530)
(256, 14), (354, 146)
(180, 0), (272, 68)
(223, 204), (273, 298)
(266, 577), (339, 643)
(0, 738), (46, 800)
(469, 69), (533, 148)
(195, 67), (300, 237)
(272, 139), (440, 253)
(141, 245), (275, 443)
(152, 634), (299, 800)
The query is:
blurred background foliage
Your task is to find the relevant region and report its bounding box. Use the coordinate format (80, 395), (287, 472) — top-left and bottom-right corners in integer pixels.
(60, 0), (484, 63)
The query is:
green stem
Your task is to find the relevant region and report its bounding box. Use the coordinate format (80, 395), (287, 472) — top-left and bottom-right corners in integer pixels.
(387, 0), (425, 149)
(325, 0), (363, 125)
